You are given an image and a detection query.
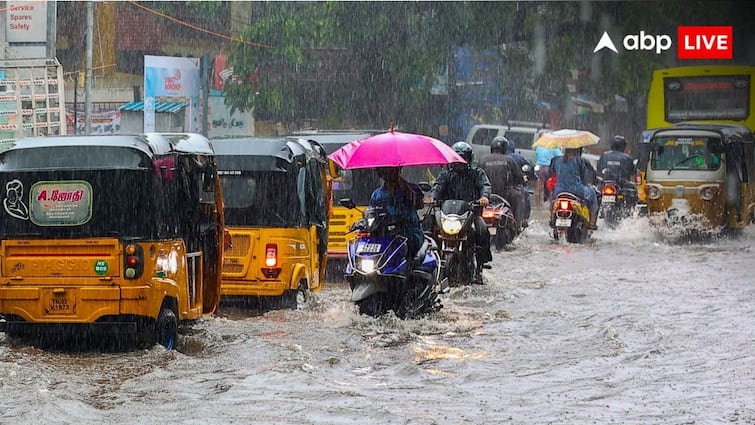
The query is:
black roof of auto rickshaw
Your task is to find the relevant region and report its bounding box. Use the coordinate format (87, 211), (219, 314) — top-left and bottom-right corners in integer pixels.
(210, 137), (306, 172)
(1, 134), (157, 157)
(648, 122), (754, 144)
(143, 132), (216, 155)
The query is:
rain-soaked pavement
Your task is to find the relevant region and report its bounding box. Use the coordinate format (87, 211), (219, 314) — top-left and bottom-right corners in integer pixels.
(2, 205), (755, 424)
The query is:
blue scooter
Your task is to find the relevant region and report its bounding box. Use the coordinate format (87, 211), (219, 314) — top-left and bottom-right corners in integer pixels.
(339, 199), (443, 318)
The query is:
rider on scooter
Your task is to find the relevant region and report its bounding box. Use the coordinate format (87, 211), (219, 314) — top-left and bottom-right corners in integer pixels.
(550, 147), (600, 230)
(478, 136), (527, 230)
(370, 166), (425, 260)
(501, 138), (533, 228)
(426, 141), (493, 274)
(597, 135), (638, 192)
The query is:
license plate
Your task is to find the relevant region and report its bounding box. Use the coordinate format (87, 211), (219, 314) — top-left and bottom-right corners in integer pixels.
(356, 242), (381, 253)
(47, 295), (75, 315)
(488, 227), (496, 235)
(555, 218), (572, 227)
(602, 195), (615, 203)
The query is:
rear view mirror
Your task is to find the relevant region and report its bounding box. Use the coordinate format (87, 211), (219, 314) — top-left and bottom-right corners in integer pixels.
(339, 198), (356, 209)
(418, 182), (432, 192)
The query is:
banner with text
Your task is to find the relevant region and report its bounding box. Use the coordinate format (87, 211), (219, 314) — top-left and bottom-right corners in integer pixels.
(144, 55), (200, 132)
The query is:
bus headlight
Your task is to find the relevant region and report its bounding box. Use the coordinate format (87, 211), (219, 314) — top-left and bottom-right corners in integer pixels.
(441, 217), (462, 235)
(646, 185), (662, 200)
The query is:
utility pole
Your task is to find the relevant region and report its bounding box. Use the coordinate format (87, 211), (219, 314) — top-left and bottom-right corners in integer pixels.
(85, 1), (93, 135)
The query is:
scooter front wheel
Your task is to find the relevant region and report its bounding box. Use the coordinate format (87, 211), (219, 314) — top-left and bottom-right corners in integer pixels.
(356, 293), (389, 317)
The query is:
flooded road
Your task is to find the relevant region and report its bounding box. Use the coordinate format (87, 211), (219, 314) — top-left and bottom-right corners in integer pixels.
(2, 208), (755, 424)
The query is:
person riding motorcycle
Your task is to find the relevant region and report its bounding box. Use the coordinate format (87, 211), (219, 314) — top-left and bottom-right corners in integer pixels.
(426, 141), (493, 270)
(501, 138), (533, 227)
(370, 166), (425, 260)
(596, 135), (638, 192)
(478, 136), (527, 230)
(550, 147), (599, 230)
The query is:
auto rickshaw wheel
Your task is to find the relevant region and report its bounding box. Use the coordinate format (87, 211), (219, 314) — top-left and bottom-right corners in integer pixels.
(155, 307), (178, 350)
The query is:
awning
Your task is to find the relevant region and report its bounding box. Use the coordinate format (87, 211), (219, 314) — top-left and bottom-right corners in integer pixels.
(119, 101), (188, 113)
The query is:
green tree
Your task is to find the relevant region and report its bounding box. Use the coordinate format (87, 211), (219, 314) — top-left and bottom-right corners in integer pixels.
(223, 1), (752, 132)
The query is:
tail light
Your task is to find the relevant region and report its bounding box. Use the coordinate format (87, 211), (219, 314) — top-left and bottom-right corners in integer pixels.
(482, 208), (497, 219)
(558, 199), (571, 210)
(261, 243), (281, 278)
(124, 243), (144, 279)
(265, 243), (277, 267)
(603, 185), (617, 196)
(546, 175), (557, 193)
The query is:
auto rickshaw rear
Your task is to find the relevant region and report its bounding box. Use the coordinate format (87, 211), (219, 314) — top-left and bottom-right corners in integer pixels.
(212, 137), (331, 310)
(0, 133), (225, 349)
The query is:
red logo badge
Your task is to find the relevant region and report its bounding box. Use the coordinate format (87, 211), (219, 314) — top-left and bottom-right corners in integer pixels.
(677, 26), (733, 60)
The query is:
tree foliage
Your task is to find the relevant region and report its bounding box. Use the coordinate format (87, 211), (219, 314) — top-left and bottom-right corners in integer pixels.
(223, 1), (751, 131)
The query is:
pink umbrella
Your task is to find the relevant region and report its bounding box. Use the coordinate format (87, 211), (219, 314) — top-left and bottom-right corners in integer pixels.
(327, 130), (466, 169)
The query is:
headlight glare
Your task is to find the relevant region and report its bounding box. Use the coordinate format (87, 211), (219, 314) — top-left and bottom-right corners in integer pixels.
(441, 217), (462, 235)
(359, 258), (375, 273)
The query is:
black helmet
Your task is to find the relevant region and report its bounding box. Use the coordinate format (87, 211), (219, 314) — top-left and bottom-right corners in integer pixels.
(491, 136), (509, 154)
(452, 141), (473, 163)
(611, 135), (627, 152)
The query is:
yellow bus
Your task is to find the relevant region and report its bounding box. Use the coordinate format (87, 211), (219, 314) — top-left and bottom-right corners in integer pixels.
(0, 133), (225, 350)
(646, 65), (755, 131)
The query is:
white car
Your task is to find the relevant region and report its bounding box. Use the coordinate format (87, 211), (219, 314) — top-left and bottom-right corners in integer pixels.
(465, 121), (551, 165)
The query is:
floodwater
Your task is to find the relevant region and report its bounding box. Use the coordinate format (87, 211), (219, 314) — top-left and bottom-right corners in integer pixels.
(2, 207), (755, 425)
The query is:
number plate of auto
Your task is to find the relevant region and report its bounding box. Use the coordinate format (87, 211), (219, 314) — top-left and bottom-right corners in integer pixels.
(356, 242), (382, 253)
(47, 294), (75, 315)
(555, 218), (572, 227)
(602, 195), (616, 203)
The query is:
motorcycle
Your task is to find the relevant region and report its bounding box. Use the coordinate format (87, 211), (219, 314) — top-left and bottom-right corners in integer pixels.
(597, 168), (639, 228)
(425, 199), (485, 286)
(339, 199), (442, 319)
(481, 193), (519, 251)
(550, 192), (593, 244)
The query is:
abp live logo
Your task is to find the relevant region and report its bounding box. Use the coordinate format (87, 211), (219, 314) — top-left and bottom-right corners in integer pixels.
(678, 26), (732, 59)
(594, 26), (733, 60)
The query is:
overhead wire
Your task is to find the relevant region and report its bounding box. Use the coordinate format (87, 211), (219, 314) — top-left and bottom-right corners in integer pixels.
(126, 1), (272, 49)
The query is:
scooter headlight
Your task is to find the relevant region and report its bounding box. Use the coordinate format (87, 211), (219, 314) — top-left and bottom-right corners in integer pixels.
(441, 217), (462, 235)
(358, 258), (376, 274)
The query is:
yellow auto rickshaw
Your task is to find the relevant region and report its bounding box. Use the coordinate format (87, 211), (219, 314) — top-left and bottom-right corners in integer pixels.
(643, 122), (755, 233)
(0, 133), (225, 349)
(211, 137), (331, 309)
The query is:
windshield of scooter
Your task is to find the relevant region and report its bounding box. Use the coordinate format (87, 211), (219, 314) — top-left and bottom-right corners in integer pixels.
(441, 199), (472, 216)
